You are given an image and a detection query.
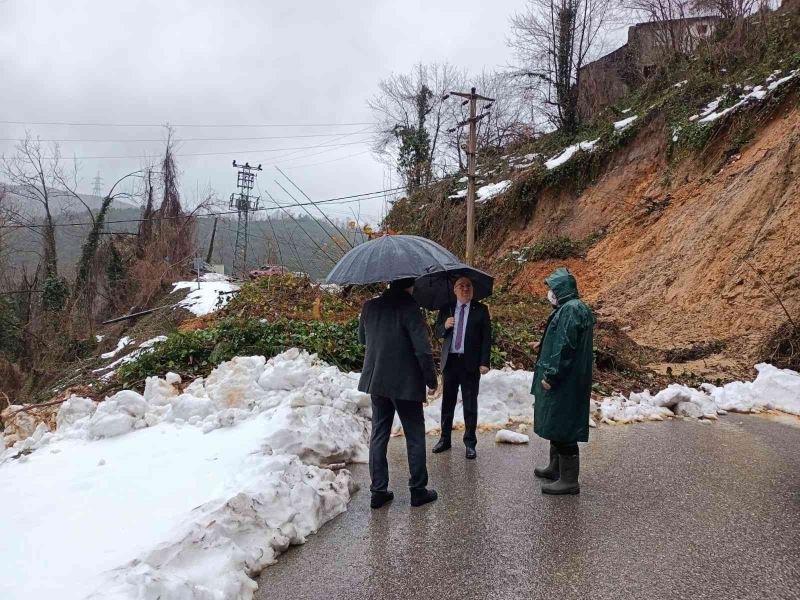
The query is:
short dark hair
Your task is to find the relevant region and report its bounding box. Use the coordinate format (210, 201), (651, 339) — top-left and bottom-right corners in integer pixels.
(390, 277), (415, 291)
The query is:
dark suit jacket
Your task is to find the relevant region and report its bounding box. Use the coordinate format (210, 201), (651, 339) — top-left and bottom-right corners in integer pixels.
(358, 288), (438, 402)
(434, 300), (492, 372)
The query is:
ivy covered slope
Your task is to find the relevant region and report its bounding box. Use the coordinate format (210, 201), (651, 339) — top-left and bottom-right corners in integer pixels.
(114, 273), (671, 397)
(385, 9), (800, 261)
(384, 10), (800, 378)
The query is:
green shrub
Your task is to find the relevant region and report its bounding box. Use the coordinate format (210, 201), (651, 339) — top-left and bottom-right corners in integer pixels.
(117, 317), (363, 386)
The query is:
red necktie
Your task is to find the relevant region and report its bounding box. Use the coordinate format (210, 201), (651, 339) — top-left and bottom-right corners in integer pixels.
(455, 304), (465, 352)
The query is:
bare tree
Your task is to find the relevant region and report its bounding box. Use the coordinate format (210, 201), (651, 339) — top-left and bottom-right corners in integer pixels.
(368, 62), (466, 190)
(1, 135), (63, 277)
(509, 0), (618, 133)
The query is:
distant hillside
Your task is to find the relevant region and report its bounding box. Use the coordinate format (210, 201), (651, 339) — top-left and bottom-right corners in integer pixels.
(1, 184), (139, 218)
(2, 206), (361, 281)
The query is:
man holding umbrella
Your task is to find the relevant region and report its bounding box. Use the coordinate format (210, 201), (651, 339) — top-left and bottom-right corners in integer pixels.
(430, 275), (492, 459)
(358, 278), (440, 508)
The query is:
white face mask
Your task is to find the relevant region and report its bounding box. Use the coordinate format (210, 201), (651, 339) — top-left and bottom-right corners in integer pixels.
(547, 289), (558, 306)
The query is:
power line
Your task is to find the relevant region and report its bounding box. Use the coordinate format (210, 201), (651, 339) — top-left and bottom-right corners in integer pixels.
(0, 132), (374, 143)
(23, 138), (372, 161)
(0, 186), (407, 230)
(0, 119), (373, 128)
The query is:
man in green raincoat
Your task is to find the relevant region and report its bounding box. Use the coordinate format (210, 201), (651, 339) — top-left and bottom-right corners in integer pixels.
(530, 267), (595, 495)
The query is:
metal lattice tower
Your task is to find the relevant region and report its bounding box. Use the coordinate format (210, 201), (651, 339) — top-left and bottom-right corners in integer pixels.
(92, 172), (103, 197)
(229, 160), (262, 276)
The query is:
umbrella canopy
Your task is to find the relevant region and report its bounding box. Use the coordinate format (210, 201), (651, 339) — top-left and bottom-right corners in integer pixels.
(413, 263), (494, 310)
(325, 235), (459, 285)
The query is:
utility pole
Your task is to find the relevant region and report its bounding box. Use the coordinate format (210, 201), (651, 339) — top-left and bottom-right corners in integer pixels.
(92, 172), (103, 197)
(230, 160), (262, 277)
(446, 87), (494, 265)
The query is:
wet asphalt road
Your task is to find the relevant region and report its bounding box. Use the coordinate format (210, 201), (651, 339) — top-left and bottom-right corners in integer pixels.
(255, 417), (800, 600)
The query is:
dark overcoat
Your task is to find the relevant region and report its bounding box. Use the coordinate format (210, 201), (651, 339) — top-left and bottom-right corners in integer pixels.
(358, 288), (438, 402)
(434, 301), (492, 372)
(531, 268), (595, 443)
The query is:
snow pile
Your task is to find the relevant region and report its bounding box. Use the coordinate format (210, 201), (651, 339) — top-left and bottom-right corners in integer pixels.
(545, 138), (600, 170)
(703, 363), (800, 416)
(415, 368), (534, 434)
(476, 180), (512, 203)
(172, 273), (239, 316)
(0, 349), (368, 600)
(613, 115), (638, 130)
(592, 363), (800, 425)
(495, 429), (529, 444)
(448, 188), (467, 199)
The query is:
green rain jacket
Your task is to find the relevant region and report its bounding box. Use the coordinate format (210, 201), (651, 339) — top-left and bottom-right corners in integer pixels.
(531, 268), (596, 443)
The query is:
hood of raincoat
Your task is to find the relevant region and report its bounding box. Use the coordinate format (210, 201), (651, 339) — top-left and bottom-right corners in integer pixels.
(544, 267), (579, 305)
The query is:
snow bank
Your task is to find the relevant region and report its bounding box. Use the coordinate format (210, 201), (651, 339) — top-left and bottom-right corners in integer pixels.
(0, 349), (368, 600)
(545, 138), (600, 170)
(592, 363), (800, 425)
(413, 368), (534, 435)
(476, 180), (512, 203)
(172, 274), (240, 316)
(613, 115), (638, 130)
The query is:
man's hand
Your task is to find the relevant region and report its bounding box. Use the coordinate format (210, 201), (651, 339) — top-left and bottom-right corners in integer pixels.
(445, 317), (455, 330)
(427, 386), (438, 396)
(541, 380), (552, 391)
(529, 340), (541, 351)
(479, 366), (489, 375)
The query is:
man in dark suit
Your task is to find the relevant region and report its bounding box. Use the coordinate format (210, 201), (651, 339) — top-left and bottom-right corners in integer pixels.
(432, 276), (492, 459)
(358, 277), (439, 509)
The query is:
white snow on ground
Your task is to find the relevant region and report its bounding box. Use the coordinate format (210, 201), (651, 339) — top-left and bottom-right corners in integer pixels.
(614, 115), (638, 130)
(93, 336), (168, 381)
(0, 349), (368, 600)
(172, 274), (240, 316)
(545, 138), (600, 170)
(476, 180), (512, 203)
(496, 429), (529, 444)
(413, 368), (535, 434)
(673, 80), (688, 88)
(100, 336), (132, 359)
(691, 70), (797, 125)
(3, 348), (797, 599)
(448, 188), (467, 199)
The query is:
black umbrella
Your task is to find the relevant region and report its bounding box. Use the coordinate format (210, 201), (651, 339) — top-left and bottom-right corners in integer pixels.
(413, 263), (494, 310)
(325, 235), (459, 285)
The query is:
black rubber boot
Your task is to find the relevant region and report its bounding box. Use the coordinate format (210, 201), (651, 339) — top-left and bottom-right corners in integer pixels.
(541, 452), (580, 495)
(370, 490), (394, 509)
(410, 488), (438, 507)
(534, 444), (559, 480)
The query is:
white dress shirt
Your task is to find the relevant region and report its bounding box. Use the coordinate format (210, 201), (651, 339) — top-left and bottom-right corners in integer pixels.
(450, 301), (471, 354)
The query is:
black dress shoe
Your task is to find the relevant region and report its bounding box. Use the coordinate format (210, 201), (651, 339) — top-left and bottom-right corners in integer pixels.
(410, 488), (438, 507)
(370, 490), (394, 509)
(465, 446), (477, 460)
(432, 439), (451, 453)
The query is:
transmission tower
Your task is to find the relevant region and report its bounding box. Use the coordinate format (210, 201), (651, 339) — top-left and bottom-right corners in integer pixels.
(229, 160), (262, 277)
(92, 172), (104, 197)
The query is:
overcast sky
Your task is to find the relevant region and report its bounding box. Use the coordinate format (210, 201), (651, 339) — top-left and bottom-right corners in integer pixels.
(0, 0), (630, 225)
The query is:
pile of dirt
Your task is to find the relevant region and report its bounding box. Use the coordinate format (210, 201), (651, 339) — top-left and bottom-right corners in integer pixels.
(491, 95), (800, 381)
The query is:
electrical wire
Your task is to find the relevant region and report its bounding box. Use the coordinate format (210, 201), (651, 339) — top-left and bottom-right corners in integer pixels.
(0, 186), (407, 230)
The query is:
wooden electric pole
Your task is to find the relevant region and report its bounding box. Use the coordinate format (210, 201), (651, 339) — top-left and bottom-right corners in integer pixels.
(447, 87), (494, 265)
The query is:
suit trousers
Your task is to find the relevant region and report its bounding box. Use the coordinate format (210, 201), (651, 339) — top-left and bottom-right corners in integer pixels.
(441, 354), (480, 447)
(369, 395), (429, 492)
